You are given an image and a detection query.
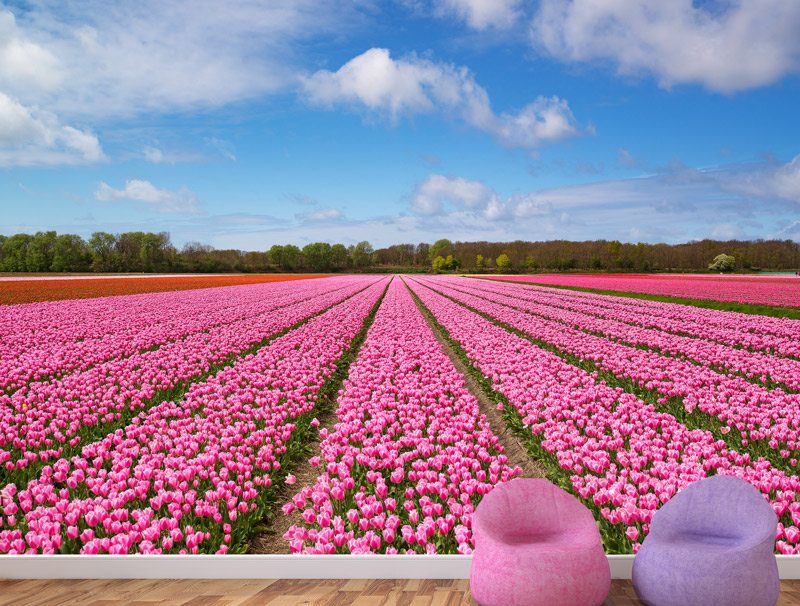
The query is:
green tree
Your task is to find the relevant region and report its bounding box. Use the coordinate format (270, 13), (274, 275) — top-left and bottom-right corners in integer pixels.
(268, 244), (286, 269)
(282, 245), (303, 270)
(138, 232), (173, 271)
(330, 244), (350, 271)
(284, 245), (303, 270)
(709, 253), (736, 272)
(115, 232), (146, 272)
(606, 240), (622, 268)
(429, 238), (452, 261)
(27, 231), (58, 271)
(89, 232), (119, 272)
(475, 254), (484, 269)
(444, 254), (459, 270)
(302, 242), (333, 272)
(496, 253), (511, 272)
(181, 242), (215, 272)
(351, 241), (374, 269)
(1, 233), (33, 271)
(51, 234), (91, 272)
(432, 255), (447, 272)
(268, 244), (303, 270)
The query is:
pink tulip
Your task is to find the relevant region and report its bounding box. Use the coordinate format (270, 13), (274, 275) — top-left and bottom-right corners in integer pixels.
(485, 273), (800, 311)
(404, 276), (800, 554)
(284, 281), (520, 554)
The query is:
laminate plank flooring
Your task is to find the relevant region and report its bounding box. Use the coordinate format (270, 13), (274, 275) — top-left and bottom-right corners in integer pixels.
(1, 579), (799, 606)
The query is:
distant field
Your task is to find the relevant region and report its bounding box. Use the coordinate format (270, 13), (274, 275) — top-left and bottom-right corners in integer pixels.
(0, 274), (329, 305)
(483, 273), (800, 308)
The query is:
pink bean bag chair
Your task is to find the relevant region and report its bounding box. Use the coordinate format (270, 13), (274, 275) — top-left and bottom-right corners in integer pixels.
(470, 478), (610, 606)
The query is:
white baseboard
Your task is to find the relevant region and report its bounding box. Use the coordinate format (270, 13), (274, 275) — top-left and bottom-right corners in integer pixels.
(0, 555), (798, 580)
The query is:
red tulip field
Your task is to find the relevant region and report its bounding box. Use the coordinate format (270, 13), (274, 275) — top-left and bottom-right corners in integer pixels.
(0, 274), (328, 305)
(1, 274), (799, 555)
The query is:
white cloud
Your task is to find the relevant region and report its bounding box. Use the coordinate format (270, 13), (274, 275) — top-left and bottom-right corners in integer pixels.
(412, 174), (495, 215)
(14, 158), (799, 247)
(487, 96), (580, 148)
(142, 147), (165, 164)
(434, 0), (521, 30)
(303, 48), (448, 117)
(1, 2), (356, 119)
(713, 155), (800, 205)
(140, 146), (204, 164)
(402, 157), (800, 244)
(0, 10), (62, 94)
(0, 2), (361, 166)
(531, 0), (800, 92)
(303, 48), (581, 149)
(0, 92), (104, 166)
(296, 208), (345, 222)
(412, 174), (553, 221)
(95, 179), (200, 214)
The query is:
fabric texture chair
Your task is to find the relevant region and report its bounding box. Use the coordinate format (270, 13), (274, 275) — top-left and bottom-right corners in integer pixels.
(632, 474), (779, 606)
(469, 478), (611, 606)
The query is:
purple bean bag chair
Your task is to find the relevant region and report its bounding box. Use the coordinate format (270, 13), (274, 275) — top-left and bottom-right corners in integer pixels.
(470, 478), (610, 606)
(632, 474), (779, 606)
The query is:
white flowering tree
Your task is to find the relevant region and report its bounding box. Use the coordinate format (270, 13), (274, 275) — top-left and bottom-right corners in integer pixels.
(708, 253), (736, 272)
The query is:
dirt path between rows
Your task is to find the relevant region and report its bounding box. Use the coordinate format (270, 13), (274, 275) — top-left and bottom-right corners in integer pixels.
(250, 279), (544, 553)
(249, 400), (340, 554)
(411, 282), (545, 480)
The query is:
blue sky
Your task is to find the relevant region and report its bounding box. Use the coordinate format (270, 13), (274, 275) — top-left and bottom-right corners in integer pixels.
(1, 0), (799, 249)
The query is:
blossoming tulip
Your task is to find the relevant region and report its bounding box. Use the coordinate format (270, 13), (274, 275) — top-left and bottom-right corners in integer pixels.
(284, 280), (520, 554)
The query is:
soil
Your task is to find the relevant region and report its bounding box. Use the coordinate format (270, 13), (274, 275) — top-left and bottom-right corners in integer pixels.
(249, 281), (544, 553)
(249, 400), (340, 554)
(419, 305), (546, 480)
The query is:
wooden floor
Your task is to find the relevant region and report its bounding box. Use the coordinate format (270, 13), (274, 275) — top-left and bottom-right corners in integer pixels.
(1, 579), (799, 606)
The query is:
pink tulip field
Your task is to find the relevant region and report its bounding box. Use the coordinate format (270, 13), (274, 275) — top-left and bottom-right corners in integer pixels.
(417, 278), (800, 461)
(489, 273), (800, 307)
(0, 278), (359, 391)
(0, 276), (388, 554)
(1, 273), (799, 555)
(405, 277), (800, 554)
(283, 279), (520, 554)
(0, 276), (376, 484)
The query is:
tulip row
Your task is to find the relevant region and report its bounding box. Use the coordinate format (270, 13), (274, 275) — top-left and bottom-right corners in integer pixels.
(419, 277), (800, 468)
(474, 278), (800, 360)
(0, 278), (389, 554)
(406, 278), (800, 554)
(488, 274), (800, 308)
(485, 277), (800, 347)
(0, 277), (379, 484)
(1, 278), (345, 392)
(454, 278), (800, 391)
(282, 279), (521, 554)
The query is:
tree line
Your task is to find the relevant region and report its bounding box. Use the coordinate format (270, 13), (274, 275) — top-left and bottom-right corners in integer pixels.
(0, 231), (798, 273)
(416, 238), (800, 273)
(0, 231), (376, 273)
